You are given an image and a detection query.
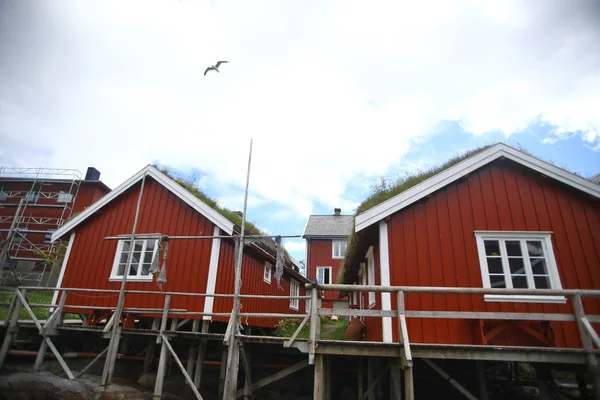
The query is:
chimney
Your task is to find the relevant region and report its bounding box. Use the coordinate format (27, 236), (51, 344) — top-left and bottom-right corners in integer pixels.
(334, 208), (341, 216)
(85, 167), (101, 181)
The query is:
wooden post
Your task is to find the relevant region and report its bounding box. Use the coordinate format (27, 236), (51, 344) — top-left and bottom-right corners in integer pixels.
(476, 361), (488, 400)
(187, 319), (201, 376)
(153, 295), (171, 400)
(0, 288), (25, 369)
(325, 355), (332, 400)
(389, 359), (402, 400)
(314, 354), (325, 400)
(193, 320), (210, 389)
(358, 358), (364, 400)
(33, 339), (49, 372)
(367, 358), (375, 399)
(143, 318), (159, 374)
(404, 365), (414, 400)
(218, 347), (228, 400)
(308, 284), (320, 365)
(240, 344), (253, 400)
(573, 294), (600, 400)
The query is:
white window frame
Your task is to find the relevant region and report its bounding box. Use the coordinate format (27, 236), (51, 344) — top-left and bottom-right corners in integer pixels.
(366, 246), (376, 308)
(475, 231), (565, 303)
(264, 262), (272, 284)
(57, 191), (73, 203)
(109, 239), (158, 282)
(332, 240), (347, 259)
(316, 266), (332, 285)
(290, 279), (299, 310)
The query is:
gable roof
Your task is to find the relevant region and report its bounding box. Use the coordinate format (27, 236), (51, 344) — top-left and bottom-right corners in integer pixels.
(355, 143), (600, 232)
(51, 165), (235, 241)
(302, 215), (354, 238)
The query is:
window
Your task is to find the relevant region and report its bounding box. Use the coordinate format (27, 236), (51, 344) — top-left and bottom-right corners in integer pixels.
(25, 191), (39, 202)
(44, 229), (56, 244)
(110, 239), (158, 281)
(332, 240), (347, 259)
(57, 191), (73, 203)
(366, 247), (376, 308)
(475, 231), (564, 303)
(12, 229), (25, 243)
(316, 266), (332, 285)
(290, 279), (299, 310)
(0, 191), (7, 201)
(264, 262), (272, 283)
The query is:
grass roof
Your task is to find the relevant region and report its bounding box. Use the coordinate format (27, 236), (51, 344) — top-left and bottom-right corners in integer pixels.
(338, 144), (492, 284)
(156, 166), (265, 236)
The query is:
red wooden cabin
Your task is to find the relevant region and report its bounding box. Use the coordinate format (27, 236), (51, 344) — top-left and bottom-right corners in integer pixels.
(303, 209), (353, 308)
(51, 165), (307, 329)
(342, 143), (600, 348)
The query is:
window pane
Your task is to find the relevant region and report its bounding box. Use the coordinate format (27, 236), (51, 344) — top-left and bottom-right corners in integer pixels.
(489, 274), (506, 288)
(534, 276), (550, 289)
(484, 240), (501, 256)
(117, 264), (126, 276)
(505, 241), (522, 257)
(530, 258), (548, 275)
(512, 275), (528, 288)
(486, 257), (503, 274)
(324, 268), (330, 284)
(508, 258), (525, 274)
(526, 241), (544, 257)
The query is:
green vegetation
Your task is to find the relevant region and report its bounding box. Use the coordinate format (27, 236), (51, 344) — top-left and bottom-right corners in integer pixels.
(0, 288), (78, 321)
(338, 145), (492, 284)
(275, 316), (349, 340)
(156, 166), (265, 236)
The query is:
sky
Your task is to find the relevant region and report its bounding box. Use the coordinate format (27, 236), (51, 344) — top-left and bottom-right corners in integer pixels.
(1, 0), (599, 263)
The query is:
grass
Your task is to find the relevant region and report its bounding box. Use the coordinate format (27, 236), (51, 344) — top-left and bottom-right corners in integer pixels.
(0, 287), (79, 321)
(275, 316), (349, 341)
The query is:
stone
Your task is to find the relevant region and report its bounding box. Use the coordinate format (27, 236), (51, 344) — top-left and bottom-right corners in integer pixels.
(137, 373), (157, 389)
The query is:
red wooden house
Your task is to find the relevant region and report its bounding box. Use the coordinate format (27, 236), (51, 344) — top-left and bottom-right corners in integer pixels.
(341, 143), (600, 348)
(50, 165), (307, 329)
(303, 209), (353, 308)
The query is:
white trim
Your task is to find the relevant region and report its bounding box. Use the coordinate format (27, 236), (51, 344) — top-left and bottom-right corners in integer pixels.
(51, 232), (75, 307)
(109, 238), (158, 282)
(366, 246), (376, 308)
(51, 165), (234, 241)
(475, 231), (565, 303)
(355, 143), (600, 232)
(316, 266), (332, 285)
(332, 240), (347, 259)
(290, 279), (300, 310)
(379, 220), (393, 343)
(484, 295), (567, 304)
(203, 226), (221, 320)
(301, 216), (311, 238)
(264, 261), (273, 284)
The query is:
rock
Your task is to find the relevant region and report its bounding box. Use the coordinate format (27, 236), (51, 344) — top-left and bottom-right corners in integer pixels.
(137, 373), (157, 389)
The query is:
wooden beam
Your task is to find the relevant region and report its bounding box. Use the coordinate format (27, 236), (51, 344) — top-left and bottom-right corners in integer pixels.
(76, 346), (109, 378)
(186, 319), (200, 377)
(284, 313), (310, 348)
(33, 339), (49, 372)
(235, 359), (310, 398)
(423, 359), (477, 400)
(389, 359), (402, 400)
(314, 355), (325, 400)
(404, 364), (414, 400)
(573, 294), (600, 400)
(581, 317), (600, 348)
(476, 361), (488, 400)
(309, 286), (320, 365)
(239, 344), (253, 400)
(193, 320), (210, 389)
(363, 363), (389, 399)
(357, 358), (364, 400)
(161, 335), (203, 400)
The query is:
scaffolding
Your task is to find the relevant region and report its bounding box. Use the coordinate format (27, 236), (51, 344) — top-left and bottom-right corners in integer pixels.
(0, 167), (83, 286)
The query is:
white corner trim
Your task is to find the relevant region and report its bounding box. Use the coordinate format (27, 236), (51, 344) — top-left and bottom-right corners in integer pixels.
(355, 143), (600, 232)
(51, 232), (76, 307)
(203, 227), (221, 320)
(52, 165), (234, 241)
(484, 294), (567, 304)
(379, 220), (393, 343)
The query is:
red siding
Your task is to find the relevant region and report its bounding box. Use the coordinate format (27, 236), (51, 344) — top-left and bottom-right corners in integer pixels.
(60, 177), (305, 328)
(212, 241), (306, 328)
(308, 239), (343, 304)
(370, 160), (600, 348)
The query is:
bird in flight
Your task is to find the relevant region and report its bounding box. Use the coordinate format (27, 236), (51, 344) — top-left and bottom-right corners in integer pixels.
(204, 61), (228, 76)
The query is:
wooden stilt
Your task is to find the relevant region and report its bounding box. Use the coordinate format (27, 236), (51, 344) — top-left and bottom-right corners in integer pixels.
(314, 354), (325, 400)
(325, 355), (332, 400)
(193, 320), (210, 389)
(153, 334), (169, 400)
(218, 347), (228, 400)
(403, 365), (414, 400)
(423, 359), (477, 400)
(573, 295), (600, 400)
(389, 359), (402, 400)
(76, 346), (109, 378)
(358, 358), (364, 400)
(240, 344), (253, 400)
(363, 363), (389, 399)
(235, 359), (308, 398)
(187, 319), (201, 376)
(143, 339), (155, 375)
(535, 365), (552, 400)
(33, 339), (49, 372)
(367, 358), (375, 399)
(476, 361), (488, 400)
(576, 371), (590, 400)
(0, 288), (25, 370)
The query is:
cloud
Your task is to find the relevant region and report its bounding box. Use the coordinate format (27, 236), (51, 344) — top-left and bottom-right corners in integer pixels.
(284, 239), (306, 254)
(1, 0), (599, 225)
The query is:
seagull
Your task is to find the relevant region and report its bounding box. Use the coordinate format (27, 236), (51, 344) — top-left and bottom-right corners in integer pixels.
(204, 61), (228, 76)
